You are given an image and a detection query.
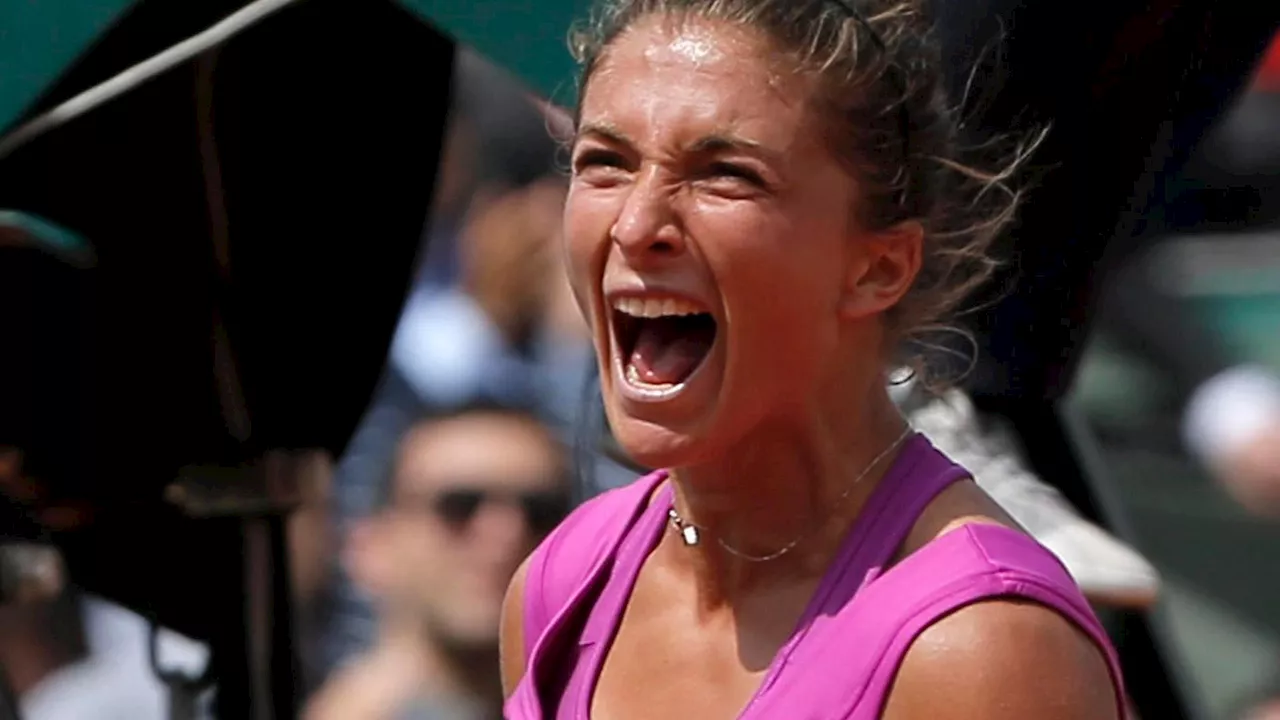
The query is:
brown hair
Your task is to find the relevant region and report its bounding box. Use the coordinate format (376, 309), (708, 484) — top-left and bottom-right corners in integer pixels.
(568, 0), (1042, 382)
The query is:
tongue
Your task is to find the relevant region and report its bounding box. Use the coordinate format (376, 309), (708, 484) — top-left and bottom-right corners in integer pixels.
(628, 316), (714, 386)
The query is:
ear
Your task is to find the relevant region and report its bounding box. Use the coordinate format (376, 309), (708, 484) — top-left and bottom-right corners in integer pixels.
(839, 220), (924, 320)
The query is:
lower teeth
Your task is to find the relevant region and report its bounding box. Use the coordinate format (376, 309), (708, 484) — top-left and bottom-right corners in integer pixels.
(626, 363), (675, 389)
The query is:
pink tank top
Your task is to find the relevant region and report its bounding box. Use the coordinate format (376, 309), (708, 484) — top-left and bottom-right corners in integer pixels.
(505, 435), (1127, 718)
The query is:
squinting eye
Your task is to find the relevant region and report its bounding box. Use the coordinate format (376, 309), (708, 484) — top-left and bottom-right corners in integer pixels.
(708, 162), (765, 187)
(573, 149), (627, 173)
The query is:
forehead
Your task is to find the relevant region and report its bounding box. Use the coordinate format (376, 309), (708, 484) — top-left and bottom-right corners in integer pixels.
(580, 17), (817, 151)
(395, 413), (562, 489)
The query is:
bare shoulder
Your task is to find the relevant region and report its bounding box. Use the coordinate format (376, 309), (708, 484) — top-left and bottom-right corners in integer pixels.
(500, 551), (534, 698)
(881, 598), (1120, 720)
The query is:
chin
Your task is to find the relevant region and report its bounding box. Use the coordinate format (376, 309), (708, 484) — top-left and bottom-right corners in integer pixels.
(440, 613), (503, 653)
(606, 407), (727, 471)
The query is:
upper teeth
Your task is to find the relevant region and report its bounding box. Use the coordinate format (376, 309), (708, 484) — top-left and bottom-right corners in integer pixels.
(612, 296), (704, 318)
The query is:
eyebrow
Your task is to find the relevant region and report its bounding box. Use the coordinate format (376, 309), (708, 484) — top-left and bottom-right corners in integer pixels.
(688, 132), (785, 171)
(688, 133), (764, 155)
(574, 121), (633, 149)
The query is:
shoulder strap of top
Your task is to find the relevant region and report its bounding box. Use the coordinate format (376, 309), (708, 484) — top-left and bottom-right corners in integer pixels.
(521, 470), (667, 665)
(836, 434), (972, 582)
(864, 524), (1126, 716)
(790, 523), (1128, 718)
(755, 439), (1127, 718)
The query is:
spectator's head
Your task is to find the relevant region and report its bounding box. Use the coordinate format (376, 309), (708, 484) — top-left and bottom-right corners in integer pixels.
(347, 402), (569, 651)
(460, 176), (569, 347)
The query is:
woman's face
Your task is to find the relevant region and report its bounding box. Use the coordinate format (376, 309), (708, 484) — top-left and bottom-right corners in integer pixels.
(565, 17), (907, 467)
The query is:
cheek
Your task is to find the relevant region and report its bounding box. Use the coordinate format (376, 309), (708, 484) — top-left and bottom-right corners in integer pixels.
(706, 209), (843, 318)
(702, 211), (847, 371)
(394, 524), (450, 566)
(562, 191), (612, 324)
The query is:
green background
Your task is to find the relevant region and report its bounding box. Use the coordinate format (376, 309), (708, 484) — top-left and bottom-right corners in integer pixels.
(0, 0), (590, 136)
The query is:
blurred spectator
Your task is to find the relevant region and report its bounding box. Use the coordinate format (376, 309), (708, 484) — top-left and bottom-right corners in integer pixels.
(0, 591), (85, 717)
(414, 47), (562, 291)
(0, 590), (209, 720)
(391, 177), (565, 411)
(287, 450), (339, 695)
(1097, 39), (1280, 518)
(0, 451), (211, 719)
(304, 403), (569, 720)
(391, 174), (630, 494)
(320, 50), (567, 679)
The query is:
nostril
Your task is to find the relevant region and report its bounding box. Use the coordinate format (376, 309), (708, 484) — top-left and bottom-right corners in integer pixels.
(611, 218), (686, 258)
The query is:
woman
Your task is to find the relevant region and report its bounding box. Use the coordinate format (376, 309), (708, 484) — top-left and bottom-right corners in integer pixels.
(500, 0), (1126, 717)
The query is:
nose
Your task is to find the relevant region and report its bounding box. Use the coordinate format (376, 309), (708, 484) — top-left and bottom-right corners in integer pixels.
(610, 168), (686, 264)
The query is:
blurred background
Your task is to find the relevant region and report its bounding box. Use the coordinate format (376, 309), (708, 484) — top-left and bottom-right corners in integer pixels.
(1066, 35), (1280, 719)
(2, 4), (1280, 720)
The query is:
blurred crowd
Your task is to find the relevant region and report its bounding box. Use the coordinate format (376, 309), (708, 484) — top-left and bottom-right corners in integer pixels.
(4, 30), (1280, 720)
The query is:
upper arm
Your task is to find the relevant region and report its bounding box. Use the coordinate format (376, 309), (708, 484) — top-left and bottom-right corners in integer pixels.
(881, 599), (1120, 720)
(500, 552), (534, 698)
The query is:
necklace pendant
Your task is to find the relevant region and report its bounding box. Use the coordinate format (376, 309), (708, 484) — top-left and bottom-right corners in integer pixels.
(680, 525), (700, 546)
(668, 507), (701, 546)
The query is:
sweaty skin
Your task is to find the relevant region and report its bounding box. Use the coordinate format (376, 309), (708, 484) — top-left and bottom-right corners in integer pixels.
(502, 15), (1118, 720)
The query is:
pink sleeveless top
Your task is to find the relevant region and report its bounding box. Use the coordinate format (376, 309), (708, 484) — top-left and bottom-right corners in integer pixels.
(505, 435), (1127, 718)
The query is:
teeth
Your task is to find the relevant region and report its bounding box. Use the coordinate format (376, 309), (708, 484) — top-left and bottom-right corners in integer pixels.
(611, 296), (705, 319)
(626, 362), (677, 390)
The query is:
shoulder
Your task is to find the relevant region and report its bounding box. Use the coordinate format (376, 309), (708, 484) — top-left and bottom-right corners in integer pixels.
(500, 552), (534, 698)
(881, 597), (1121, 720)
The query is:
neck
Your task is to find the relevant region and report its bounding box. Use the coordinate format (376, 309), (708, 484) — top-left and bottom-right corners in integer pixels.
(374, 614), (503, 719)
(666, 370), (911, 606)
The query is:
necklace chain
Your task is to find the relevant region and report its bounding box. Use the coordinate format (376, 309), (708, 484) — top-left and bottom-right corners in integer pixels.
(666, 425), (915, 563)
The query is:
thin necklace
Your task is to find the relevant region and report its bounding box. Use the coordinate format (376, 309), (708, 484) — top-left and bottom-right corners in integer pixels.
(666, 425), (915, 563)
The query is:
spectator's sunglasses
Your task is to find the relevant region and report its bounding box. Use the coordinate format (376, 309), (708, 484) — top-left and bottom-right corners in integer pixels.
(399, 486), (570, 536)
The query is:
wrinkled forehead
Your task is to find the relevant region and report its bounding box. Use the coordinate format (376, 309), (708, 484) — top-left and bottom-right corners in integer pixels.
(579, 16), (818, 151)
(394, 413), (564, 492)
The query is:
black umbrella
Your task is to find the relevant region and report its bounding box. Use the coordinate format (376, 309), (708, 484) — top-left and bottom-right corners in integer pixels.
(1, 0), (456, 715)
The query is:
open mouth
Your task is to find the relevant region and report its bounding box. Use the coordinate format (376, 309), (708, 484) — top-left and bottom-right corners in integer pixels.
(611, 297), (718, 390)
